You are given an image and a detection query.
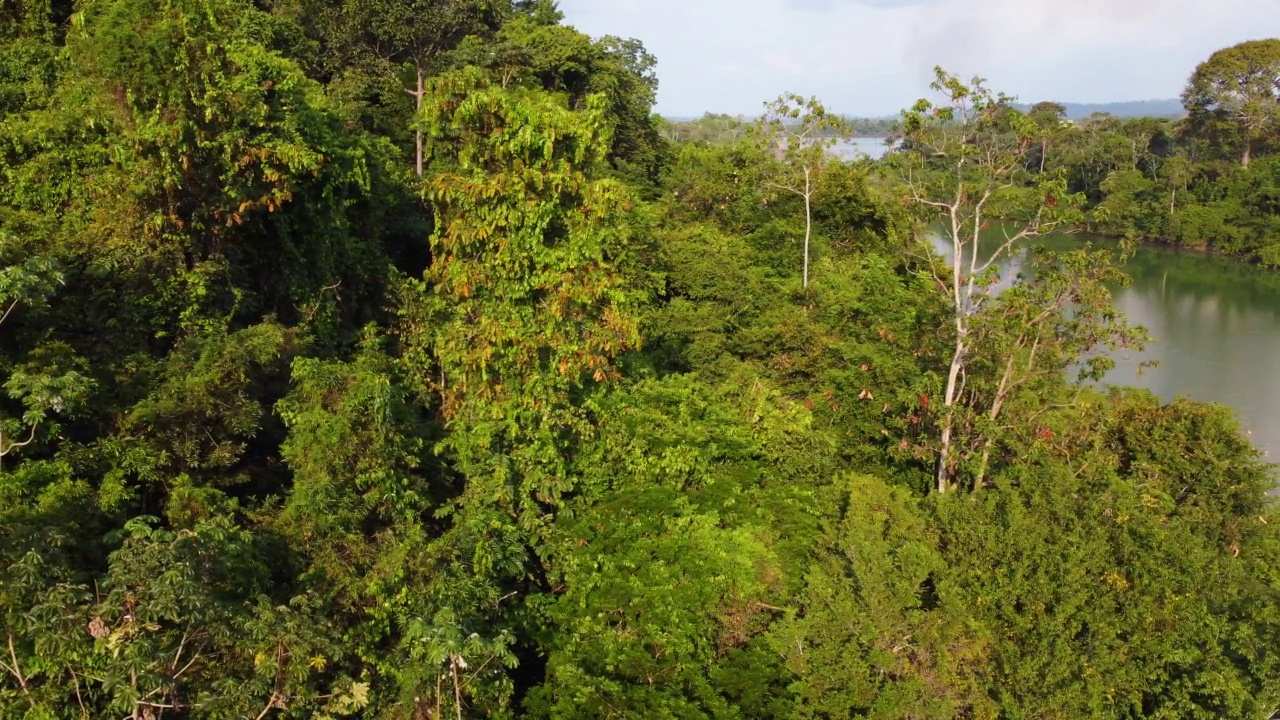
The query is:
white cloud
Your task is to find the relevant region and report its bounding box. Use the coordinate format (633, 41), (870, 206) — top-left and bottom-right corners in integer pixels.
(557, 0), (1280, 116)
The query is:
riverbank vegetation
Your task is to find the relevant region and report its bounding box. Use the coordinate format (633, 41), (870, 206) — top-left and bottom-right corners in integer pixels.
(1, 1), (1278, 717)
(661, 114), (896, 146)
(973, 39), (1280, 266)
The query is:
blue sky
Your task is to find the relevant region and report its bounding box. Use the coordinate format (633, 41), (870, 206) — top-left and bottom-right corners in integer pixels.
(557, 0), (1280, 117)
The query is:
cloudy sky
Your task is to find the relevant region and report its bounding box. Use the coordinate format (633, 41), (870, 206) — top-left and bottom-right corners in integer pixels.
(557, 0), (1280, 117)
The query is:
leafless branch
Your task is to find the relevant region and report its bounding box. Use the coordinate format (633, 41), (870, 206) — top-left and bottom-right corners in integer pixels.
(0, 299), (19, 327)
(3, 630), (34, 708)
(254, 691), (280, 720)
(0, 422), (39, 460)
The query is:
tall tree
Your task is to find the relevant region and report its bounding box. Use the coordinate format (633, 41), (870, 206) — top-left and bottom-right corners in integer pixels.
(754, 94), (851, 289)
(1161, 150), (1195, 215)
(898, 68), (1141, 493)
(392, 67), (648, 711)
(403, 66), (643, 448)
(1026, 101), (1067, 174)
(1183, 39), (1280, 167)
(900, 69), (1055, 492)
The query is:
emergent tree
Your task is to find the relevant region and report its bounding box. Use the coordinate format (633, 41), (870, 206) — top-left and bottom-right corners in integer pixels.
(754, 93), (851, 289)
(1183, 39), (1280, 167)
(899, 68), (1143, 493)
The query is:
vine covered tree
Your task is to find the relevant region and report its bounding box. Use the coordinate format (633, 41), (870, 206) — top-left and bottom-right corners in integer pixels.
(302, 0), (504, 175)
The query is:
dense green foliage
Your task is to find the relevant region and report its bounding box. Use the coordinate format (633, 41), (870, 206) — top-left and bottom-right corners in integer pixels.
(0, 4), (1277, 718)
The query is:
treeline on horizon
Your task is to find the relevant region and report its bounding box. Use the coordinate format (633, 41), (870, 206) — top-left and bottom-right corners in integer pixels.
(674, 39), (1280, 267)
(663, 98), (1186, 145)
(663, 115), (899, 143)
(1, 0), (1278, 718)
(665, 97), (1182, 144)
(1004, 40), (1280, 266)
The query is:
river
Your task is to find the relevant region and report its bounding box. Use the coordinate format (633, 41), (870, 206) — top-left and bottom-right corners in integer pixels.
(1091, 239), (1280, 464)
(952, 232), (1280, 465)
(833, 137), (893, 160)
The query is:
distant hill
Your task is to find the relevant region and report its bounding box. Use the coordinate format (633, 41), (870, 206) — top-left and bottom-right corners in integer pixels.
(1017, 99), (1185, 119)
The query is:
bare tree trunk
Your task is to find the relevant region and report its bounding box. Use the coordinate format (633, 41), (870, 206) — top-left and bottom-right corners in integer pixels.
(974, 443), (992, 492)
(973, 353), (1016, 491)
(415, 64), (425, 177)
(936, 338), (964, 493)
(4, 631), (34, 709)
(802, 167), (812, 289)
(1242, 141), (1252, 168)
(936, 208), (967, 494)
(452, 657), (464, 720)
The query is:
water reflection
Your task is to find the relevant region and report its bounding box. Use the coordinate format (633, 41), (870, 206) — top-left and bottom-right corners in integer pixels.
(1105, 242), (1280, 463)
(832, 137), (893, 161)
(933, 232), (1280, 463)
